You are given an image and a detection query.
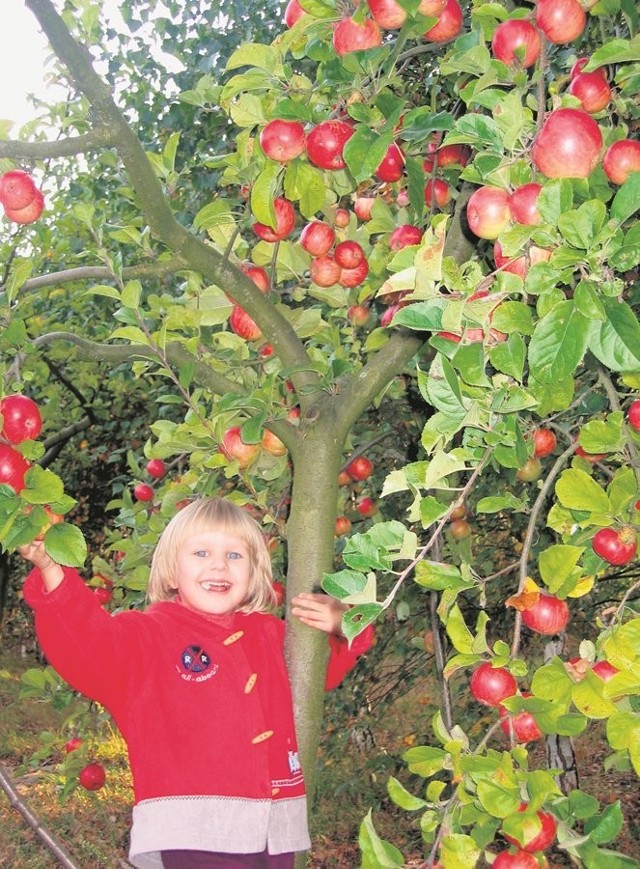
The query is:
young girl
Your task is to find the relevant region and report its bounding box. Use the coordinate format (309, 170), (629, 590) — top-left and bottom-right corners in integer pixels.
(19, 498), (372, 869)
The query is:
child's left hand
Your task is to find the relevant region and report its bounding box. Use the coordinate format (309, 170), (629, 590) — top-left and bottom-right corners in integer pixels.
(291, 592), (348, 636)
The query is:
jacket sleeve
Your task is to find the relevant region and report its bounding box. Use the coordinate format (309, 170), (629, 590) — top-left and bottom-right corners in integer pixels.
(325, 624), (374, 691)
(22, 565), (150, 710)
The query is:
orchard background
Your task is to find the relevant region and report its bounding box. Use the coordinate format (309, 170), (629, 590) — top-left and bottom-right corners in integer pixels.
(0, 0), (640, 866)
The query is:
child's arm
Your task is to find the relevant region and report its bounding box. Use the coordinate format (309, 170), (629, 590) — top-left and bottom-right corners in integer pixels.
(290, 592), (347, 635)
(290, 592), (373, 690)
(18, 539), (64, 592)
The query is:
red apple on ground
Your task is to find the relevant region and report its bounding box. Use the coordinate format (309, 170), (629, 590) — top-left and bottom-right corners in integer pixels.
(535, 0), (586, 44)
(531, 108), (602, 179)
(509, 183), (543, 225)
(603, 139), (640, 185)
(0, 443), (30, 492)
(470, 662), (517, 706)
(252, 197), (296, 242)
(0, 394), (42, 442)
(591, 526), (637, 565)
(230, 306), (262, 341)
(146, 459), (166, 479)
(522, 593), (570, 635)
(300, 221), (336, 256)
(306, 120), (355, 170)
(333, 16), (382, 56)
(389, 224), (424, 251)
(221, 426), (260, 468)
(568, 72), (612, 114)
(466, 186), (511, 239)
(423, 0), (463, 43)
(491, 19), (541, 68)
(79, 762), (106, 791)
(259, 119), (306, 162)
(346, 455), (374, 481)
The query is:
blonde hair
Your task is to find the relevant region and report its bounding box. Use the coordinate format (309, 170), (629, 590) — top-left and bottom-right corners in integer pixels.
(147, 498), (276, 613)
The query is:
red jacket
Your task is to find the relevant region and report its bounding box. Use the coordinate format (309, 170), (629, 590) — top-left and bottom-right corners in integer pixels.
(23, 567), (372, 867)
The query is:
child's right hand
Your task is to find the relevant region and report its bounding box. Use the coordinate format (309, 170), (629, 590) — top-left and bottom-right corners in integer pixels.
(18, 539), (64, 591)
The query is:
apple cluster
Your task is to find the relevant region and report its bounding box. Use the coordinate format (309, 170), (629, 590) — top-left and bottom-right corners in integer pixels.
(0, 169), (44, 225)
(0, 394), (42, 493)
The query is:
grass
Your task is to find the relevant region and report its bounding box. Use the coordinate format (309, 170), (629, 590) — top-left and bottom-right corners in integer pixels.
(2, 644), (639, 868)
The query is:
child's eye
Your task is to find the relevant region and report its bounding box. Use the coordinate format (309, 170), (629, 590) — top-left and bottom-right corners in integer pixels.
(194, 550), (208, 558)
(227, 551), (242, 560)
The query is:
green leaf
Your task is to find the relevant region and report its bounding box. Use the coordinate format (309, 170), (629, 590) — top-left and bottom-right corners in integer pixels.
(225, 44), (284, 77)
(588, 298), (640, 372)
(583, 801), (624, 845)
(358, 809), (404, 869)
(539, 545), (584, 591)
(610, 223), (640, 271)
(537, 179), (573, 224)
(586, 36), (640, 68)
(344, 127), (390, 185)
(476, 493), (526, 513)
(572, 672), (618, 719)
(528, 301), (589, 383)
(414, 560), (469, 591)
(5, 258), (33, 304)
(22, 466), (65, 505)
(445, 603), (475, 654)
(611, 173), (640, 223)
(283, 162), (326, 218)
(439, 834), (482, 869)
(476, 779), (521, 819)
(121, 280), (142, 309)
(44, 523), (87, 568)
(342, 603), (383, 646)
(386, 776), (427, 811)
(251, 162), (282, 227)
(402, 745), (447, 777)
(555, 468), (611, 514)
(558, 200), (606, 249)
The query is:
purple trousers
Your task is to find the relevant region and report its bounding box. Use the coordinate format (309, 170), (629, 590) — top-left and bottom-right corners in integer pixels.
(161, 850), (295, 868)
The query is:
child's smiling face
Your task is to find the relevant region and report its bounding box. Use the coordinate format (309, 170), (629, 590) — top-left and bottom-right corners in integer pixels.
(170, 528), (252, 616)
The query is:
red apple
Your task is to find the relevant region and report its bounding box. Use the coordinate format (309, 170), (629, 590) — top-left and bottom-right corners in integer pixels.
(334, 240), (366, 269)
(252, 197), (296, 242)
(0, 394), (42, 442)
(93, 586), (113, 606)
(470, 662), (517, 706)
(504, 803), (557, 853)
(389, 224), (424, 251)
(628, 399), (640, 430)
(423, 0), (463, 43)
(306, 120), (354, 171)
(240, 261), (270, 293)
(347, 304), (370, 326)
(354, 196), (376, 221)
(335, 515), (352, 536)
(357, 496), (378, 517)
(3, 189), (45, 224)
(64, 737), (83, 753)
(230, 305), (262, 341)
(333, 16), (382, 56)
(449, 518), (471, 540)
(592, 660), (619, 681)
(310, 254), (342, 287)
(491, 19), (541, 68)
(346, 455), (374, 481)
(259, 119), (306, 162)
(367, 0), (407, 30)
(592, 526), (637, 566)
(499, 694), (543, 744)
(516, 456), (542, 482)
(509, 183), (543, 225)
(466, 186), (511, 239)
(424, 178), (452, 209)
(494, 241), (551, 279)
(375, 142), (405, 182)
(532, 428), (556, 458)
(284, 0), (305, 27)
(78, 762), (106, 791)
(299, 221), (336, 256)
(535, 0), (586, 44)
(146, 458), (166, 479)
(531, 108), (602, 179)
(492, 850), (539, 869)
(522, 594), (570, 635)
(568, 72), (612, 114)
(0, 443), (30, 492)
(333, 207), (351, 227)
(575, 443), (608, 463)
(380, 304), (401, 326)
(425, 143), (471, 172)
(133, 482), (154, 502)
(339, 260), (369, 288)
(220, 426), (260, 468)
(261, 427), (287, 457)
(0, 169), (39, 210)
(272, 580), (285, 606)
(603, 139), (640, 185)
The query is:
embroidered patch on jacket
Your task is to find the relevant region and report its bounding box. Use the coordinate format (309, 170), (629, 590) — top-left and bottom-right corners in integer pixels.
(177, 645), (218, 682)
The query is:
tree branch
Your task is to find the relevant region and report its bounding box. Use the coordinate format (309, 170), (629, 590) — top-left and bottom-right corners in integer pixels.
(30, 331), (247, 398)
(0, 128), (115, 160)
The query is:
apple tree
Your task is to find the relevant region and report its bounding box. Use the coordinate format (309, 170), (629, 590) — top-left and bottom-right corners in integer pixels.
(1, 0), (640, 866)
